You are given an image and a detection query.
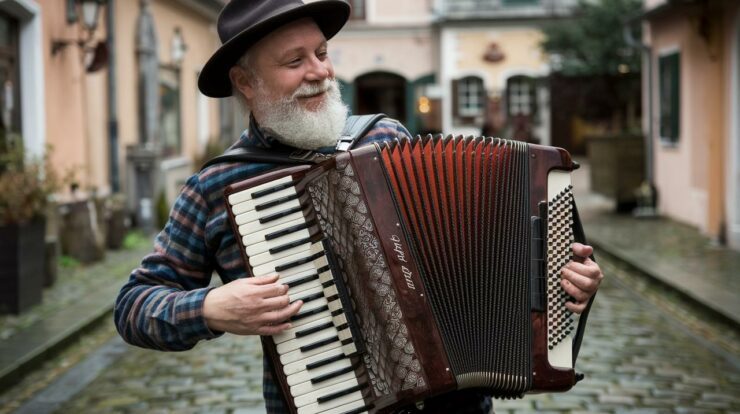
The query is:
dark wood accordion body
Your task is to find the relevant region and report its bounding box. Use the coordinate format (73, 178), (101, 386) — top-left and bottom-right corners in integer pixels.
(224, 135), (591, 414)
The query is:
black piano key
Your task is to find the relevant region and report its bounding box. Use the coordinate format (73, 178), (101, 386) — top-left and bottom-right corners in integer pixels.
(255, 193), (300, 211)
(251, 180), (298, 199)
(291, 291), (325, 305)
(316, 383), (367, 404)
(259, 205), (303, 224)
(322, 280), (336, 289)
(317, 265), (331, 273)
(295, 321), (334, 338)
(340, 404), (375, 414)
(269, 237), (312, 254)
(265, 222), (313, 241)
(311, 365), (356, 385)
(300, 335), (339, 353)
(306, 353), (348, 371)
(275, 251), (325, 272)
(290, 305), (329, 322)
(286, 273), (320, 289)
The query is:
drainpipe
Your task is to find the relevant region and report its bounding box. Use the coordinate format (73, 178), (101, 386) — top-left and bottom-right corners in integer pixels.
(624, 18), (658, 216)
(107, 0), (119, 193)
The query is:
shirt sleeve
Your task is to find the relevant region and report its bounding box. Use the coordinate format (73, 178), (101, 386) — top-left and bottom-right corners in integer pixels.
(114, 174), (222, 351)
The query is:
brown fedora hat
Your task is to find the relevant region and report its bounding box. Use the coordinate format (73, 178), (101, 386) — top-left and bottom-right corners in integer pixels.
(198, 0), (350, 98)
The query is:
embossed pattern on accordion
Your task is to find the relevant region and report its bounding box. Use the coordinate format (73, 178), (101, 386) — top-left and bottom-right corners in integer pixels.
(306, 156), (425, 398)
(546, 185), (576, 349)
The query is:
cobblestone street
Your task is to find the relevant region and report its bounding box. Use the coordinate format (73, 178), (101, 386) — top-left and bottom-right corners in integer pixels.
(2, 251), (733, 414)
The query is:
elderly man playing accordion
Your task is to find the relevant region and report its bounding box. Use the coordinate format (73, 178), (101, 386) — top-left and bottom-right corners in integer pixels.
(115, 1), (603, 413)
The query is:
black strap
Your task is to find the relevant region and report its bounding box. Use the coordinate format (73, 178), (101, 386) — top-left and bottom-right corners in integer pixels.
(199, 114), (387, 171)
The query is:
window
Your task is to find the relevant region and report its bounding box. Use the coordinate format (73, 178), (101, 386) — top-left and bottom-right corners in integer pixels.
(659, 52), (680, 143)
(159, 65), (181, 157)
(0, 11), (20, 154)
(507, 75), (537, 117)
(455, 76), (485, 118)
(349, 0), (366, 20)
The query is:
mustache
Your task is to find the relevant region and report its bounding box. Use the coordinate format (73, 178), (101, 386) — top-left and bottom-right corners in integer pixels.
(292, 79), (335, 99)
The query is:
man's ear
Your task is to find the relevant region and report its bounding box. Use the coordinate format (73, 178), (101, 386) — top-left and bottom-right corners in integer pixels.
(229, 66), (256, 100)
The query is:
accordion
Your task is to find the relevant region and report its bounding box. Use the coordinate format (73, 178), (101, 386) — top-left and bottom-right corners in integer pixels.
(224, 135), (590, 414)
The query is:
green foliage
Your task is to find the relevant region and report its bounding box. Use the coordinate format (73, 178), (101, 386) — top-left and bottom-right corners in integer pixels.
(59, 255), (81, 269)
(122, 230), (150, 250)
(541, 0), (643, 76)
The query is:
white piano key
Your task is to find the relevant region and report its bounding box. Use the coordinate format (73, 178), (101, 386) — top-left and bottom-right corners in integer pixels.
(293, 295), (328, 315)
(230, 186), (297, 215)
(290, 369), (357, 398)
(236, 208), (303, 228)
(234, 198), (302, 228)
(307, 397), (368, 414)
(241, 217), (306, 245)
(253, 244), (326, 277)
(227, 176), (293, 205)
(245, 227), (311, 256)
(276, 324), (339, 354)
(280, 337), (343, 365)
(290, 285), (325, 303)
(274, 315), (333, 344)
(286, 278), (323, 298)
(294, 379), (361, 410)
(287, 356), (353, 387)
(287, 307), (333, 330)
(249, 241), (313, 268)
(283, 347), (346, 376)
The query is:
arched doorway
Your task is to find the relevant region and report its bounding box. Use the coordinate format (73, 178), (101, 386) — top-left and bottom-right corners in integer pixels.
(355, 72), (407, 124)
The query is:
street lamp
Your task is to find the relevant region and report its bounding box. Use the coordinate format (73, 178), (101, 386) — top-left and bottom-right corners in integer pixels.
(52, 0), (108, 56)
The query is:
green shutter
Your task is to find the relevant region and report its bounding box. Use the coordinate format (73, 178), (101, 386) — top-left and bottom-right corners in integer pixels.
(659, 52), (680, 143)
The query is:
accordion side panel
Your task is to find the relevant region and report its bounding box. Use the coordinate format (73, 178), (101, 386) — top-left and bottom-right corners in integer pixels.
(527, 144), (578, 392)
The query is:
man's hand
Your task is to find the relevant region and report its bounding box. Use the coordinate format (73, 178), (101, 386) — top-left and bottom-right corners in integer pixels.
(203, 274), (303, 335)
(560, 242), (603, 314)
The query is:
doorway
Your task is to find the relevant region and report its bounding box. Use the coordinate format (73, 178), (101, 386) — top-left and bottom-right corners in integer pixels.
(355, 72), (407, 124)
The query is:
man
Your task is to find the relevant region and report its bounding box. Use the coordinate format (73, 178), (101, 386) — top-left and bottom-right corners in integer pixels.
(114, 1), (604, 413)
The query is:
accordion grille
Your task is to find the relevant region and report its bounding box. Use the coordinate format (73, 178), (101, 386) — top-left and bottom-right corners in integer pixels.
(380, 136), (532, 396)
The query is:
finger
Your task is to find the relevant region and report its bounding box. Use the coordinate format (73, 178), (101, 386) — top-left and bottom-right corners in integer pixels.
(565, 300), (587, 314)
(260, 294), (292, 311)
(560, 278), (591, 303)
(571, 243), (593, 259)
(256, 322), (294, 336)
(563, 260), (601, 279)
(263, 300), (303, 324)
(561, 267), (600, 294)
(253, 282), (290, 299)
(246, 274), (280, 285)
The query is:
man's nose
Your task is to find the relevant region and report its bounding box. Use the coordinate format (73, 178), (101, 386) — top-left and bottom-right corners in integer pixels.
(304, 56), (331, 82)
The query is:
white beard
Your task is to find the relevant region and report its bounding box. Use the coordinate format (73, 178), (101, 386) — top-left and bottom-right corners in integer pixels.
(254, 78), (348, 150)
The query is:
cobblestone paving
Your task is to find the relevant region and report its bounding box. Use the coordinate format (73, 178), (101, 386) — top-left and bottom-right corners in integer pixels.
(44, 252), (740, 414)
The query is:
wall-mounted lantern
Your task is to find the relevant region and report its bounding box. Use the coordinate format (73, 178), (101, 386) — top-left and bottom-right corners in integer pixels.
(52, 0), (108, 57)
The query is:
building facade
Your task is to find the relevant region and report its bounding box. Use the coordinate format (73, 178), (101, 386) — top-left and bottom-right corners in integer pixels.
(0, 0), (227, 214)
(331, 0), (577, 145)
(642, 0), (740, 248)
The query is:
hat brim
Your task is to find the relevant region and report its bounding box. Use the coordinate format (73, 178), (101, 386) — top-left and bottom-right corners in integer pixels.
(198, 0), (350, 98)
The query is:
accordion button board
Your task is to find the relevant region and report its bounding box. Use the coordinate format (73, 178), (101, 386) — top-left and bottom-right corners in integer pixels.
(224, 135), (591, 414)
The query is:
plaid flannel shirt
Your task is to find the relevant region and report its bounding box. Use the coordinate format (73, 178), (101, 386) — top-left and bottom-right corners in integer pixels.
(114, 117), (492, 413)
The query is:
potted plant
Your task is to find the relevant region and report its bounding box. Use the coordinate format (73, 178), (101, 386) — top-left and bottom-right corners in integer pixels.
(0, 147), (62, 314)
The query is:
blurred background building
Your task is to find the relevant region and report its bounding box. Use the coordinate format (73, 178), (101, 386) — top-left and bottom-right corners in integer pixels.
(0, 0), (737, 272)
(640, 0), (740, 249)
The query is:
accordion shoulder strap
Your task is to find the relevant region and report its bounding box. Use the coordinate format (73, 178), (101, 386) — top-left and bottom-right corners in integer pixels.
(199, 113), (387, 171)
